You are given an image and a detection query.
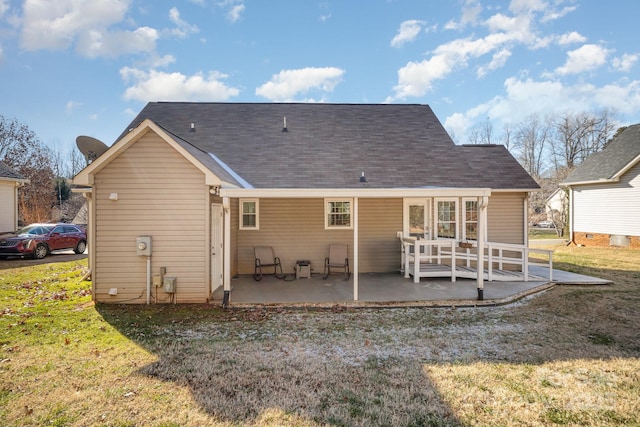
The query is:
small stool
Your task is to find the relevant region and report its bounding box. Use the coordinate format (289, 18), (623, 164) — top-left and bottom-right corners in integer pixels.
(296, 260), (311, 279)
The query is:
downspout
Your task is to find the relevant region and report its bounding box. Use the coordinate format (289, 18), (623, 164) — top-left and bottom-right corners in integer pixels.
(568, 187), (575, 246)
(85, 191), (96, 298)
(476, 196), (488, 301)
(353, 197), (359, 301)
(222, 196), (231, 307)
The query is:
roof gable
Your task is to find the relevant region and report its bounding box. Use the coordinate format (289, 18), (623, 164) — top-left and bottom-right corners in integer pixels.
(74, 119), (231, 187)
(563, 123), (640, 185)
(118, 103), (538, 191)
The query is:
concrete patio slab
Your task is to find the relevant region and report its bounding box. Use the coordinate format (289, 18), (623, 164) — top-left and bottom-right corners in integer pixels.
(215, 267), (610, 308)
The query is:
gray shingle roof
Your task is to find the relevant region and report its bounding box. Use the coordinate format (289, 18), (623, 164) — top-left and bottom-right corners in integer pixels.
(563, 124), (640, 185)
(120, 103), (539, 190)
(0, 161), (26, 180)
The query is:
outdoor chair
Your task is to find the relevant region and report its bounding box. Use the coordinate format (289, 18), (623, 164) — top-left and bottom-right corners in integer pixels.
(323, 244), (350, 280)
(253, 246), (284, 281)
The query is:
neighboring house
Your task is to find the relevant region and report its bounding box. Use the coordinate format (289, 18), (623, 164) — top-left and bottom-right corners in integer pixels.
(73, 103), (539, 304)
(562, 124), (640, 248)
(0, 161), (29, 233)
(544, 188), (568, 231)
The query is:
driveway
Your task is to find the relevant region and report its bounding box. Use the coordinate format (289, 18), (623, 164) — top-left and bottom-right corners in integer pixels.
(0, 250), (87, 270)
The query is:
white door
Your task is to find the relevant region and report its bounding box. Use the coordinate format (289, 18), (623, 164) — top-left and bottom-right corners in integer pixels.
(211, 204), (223, 293)
(404, 199), (432, 239)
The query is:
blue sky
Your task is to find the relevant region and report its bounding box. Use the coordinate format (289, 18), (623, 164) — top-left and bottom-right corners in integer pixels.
(1, 0), (639, 159)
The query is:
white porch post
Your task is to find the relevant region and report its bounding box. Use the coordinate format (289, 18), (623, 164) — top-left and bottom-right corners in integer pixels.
(477, 196), (488, 300)
(222, 196), (231, 307)
(353, 197), (359, 301)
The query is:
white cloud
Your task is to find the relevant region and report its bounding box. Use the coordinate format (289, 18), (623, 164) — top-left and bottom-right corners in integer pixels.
(557, 31), (586, 45)
(21, 0), (129, 50)
(391, 20), (424, 48)
(255, 67), (345, 101)
(446, 0), (482, 30)
(508, 0), (546, 15)
(168, 7), (199, 38)
(0, 0), (8, 16)
(612, 53), (639, 72)
(120, 68), (240, 102)
(444, 77), (640, 139)
(228, 4), (245, 22)
(555, 44), (609, 75)
(19, 0), (161, 58)
(389, 0), (564, 101)
(477, 48), (511, 77)
(541, 5), (577, 23)
(76, 26), (158, 58)
(66, 100), (81, 113)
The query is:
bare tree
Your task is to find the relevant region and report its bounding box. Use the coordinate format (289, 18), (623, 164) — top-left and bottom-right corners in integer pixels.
(0, 115), (56, 224)
(550, 110), (618, 170)
(500, 123), (514, 151)
(514, 113), (551, 179)
(466, 118), (494, 144)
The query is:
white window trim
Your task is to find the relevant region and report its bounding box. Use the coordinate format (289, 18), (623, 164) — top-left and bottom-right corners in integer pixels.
(462, 197), (478, 241)
(239, 198), (259, 230)
(324, 198), (353, 229)
(434, 198), (459, 240)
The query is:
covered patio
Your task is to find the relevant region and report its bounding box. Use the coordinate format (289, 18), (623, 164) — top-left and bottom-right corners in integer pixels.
(214, 266), (611, 307)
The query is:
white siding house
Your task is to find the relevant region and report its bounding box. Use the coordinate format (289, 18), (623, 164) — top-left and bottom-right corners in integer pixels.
(562, 124), (640, 248)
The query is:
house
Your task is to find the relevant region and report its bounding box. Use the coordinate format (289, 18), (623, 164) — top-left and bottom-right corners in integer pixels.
(544, 187), (568, 229)
(0, 161), (28, 232)
(562, 124), (640, 248)
(73, 103), (540, 305)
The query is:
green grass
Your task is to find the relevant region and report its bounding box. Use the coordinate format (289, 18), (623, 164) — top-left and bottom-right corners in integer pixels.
(1, 246), (639, 426)
(528, 228), (562, 239)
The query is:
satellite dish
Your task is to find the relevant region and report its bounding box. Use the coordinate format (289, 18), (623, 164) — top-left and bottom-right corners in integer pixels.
(76, 136), (109, 165)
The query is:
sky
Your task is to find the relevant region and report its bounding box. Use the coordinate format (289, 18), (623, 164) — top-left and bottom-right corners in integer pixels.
(1, 0), (639, 161)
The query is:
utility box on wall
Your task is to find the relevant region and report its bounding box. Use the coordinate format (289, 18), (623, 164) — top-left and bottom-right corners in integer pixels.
(163, 277), (177, 293)
(136, 236), (152, 256)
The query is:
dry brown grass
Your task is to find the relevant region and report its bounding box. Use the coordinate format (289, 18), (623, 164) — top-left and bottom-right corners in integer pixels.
(1, 245), (639, 426)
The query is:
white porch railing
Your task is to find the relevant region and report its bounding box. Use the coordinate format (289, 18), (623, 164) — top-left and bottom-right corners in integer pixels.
(401, 238), (553, 283)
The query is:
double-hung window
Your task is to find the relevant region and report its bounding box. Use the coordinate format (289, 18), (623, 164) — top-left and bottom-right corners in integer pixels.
(239, 199), (259, 230)
(325, 199), (352, 229)
(436, 199), (458, 239)
(463, 198), (478, 241)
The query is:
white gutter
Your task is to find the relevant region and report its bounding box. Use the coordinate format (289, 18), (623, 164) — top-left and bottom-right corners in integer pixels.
(220, 187), (492, 198)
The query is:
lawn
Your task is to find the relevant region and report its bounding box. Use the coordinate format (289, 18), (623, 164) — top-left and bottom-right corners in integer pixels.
(1, 245), (639, 426)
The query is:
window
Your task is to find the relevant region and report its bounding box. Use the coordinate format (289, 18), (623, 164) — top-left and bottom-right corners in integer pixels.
(436, 199), (458, 239)
(463, 199), (478, 241)
(325, 199), (352, 229)
(239, 199), (259, 230)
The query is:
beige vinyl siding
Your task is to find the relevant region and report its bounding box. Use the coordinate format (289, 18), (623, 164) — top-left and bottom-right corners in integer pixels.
(0, 182), (16, 232)
(237, 198), (352, 275)
(236, 198), (402, 275)
(358, 198), (403, 272)
(573, 161), (640, 237)
(486, 192), (525, 244)
(93, 132), (209, 303)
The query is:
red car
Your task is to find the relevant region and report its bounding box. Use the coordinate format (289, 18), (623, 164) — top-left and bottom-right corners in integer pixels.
(0, 223), (87, 259)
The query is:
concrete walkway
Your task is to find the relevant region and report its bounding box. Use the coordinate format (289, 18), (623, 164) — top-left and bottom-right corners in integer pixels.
(218, 267), (611, 308)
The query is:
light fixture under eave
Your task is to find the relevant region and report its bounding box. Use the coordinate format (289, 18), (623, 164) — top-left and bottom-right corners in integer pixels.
(359, 172), (367, 183)
(190, 122), (196, 132)
(282, 116), (288, 132)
